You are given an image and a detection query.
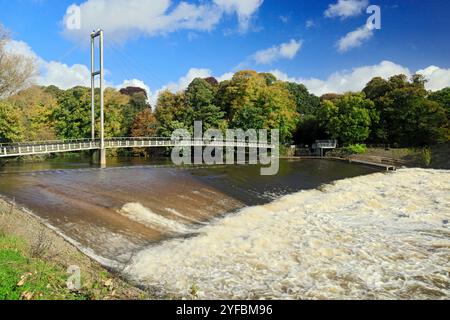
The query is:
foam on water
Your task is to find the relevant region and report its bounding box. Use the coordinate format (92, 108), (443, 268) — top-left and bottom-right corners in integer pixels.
(119, 203), (191, 235)
(127, 169), (450, 299)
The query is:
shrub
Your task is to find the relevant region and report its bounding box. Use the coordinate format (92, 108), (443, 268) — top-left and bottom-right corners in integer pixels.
(421, 148), (432, 167)
(344, 144), (367, 154)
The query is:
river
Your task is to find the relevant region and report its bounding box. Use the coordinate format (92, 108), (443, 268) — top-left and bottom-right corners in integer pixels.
(0, 157), (448, 299)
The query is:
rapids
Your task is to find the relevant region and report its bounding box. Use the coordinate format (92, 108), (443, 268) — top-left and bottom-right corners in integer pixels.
(126, 169), (450, 299)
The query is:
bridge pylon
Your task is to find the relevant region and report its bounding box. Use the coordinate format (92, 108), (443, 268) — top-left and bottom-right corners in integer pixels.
(91, 29), (106, 167)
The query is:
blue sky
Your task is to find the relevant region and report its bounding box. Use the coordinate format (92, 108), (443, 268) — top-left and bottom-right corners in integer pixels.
(1, 0), (450, 102)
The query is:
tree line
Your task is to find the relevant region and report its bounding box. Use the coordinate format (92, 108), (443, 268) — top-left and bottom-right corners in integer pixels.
(1, 71), (449, 151)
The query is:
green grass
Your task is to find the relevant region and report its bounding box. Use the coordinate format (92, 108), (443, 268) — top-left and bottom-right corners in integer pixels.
(0, 235), (88, 300)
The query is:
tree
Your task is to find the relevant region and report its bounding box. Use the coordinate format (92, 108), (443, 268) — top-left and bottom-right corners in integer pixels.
(429, 87), (450, 118)
(259, 72), (277, 86)
(154, 90), (193, 137)
(294, 115), (327, 145)
(362, 74), (448, 146)
(119, 86), (148, 98)
(363, 77), (391, 101)
(320, 93), (342, 102)
(217, 70), (267, 123)
(283, 82), (320, 116)
(382, 86), (448, 146)
(131, 108), (158, 137)
(0, 101), (24, 143)
(318, 93), (378, 145)
(186, 78), (216, 109)
(203, 77), (219, 87)
(186, 78), (225, 130)
(7, 85), (57, 141)
(121, 91), (149, 136)
(0, 26), (36, 98)
(229, 77), (299, 143)
(53, 86), (92, 139)
(104, 88), (129, 137)
(130, 108), (159, 157)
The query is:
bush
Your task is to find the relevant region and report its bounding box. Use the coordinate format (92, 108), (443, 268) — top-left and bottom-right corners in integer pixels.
(344, 144), (367, 154)
(421, 147), (432, 167)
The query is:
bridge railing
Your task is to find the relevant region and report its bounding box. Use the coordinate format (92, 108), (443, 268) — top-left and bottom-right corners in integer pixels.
(0, 138), (96, 148)
(314, 140), (337, 149)
(1, 140), (100, 157)
(0, 137), (276, 157)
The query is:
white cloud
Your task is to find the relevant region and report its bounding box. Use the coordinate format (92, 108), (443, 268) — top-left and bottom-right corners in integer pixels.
(337, 24), (373, 52)
(62, 0), (264, 43)
(252, 39), (302, 65)
(270, 60), (412, 96)
(325, 0), (369, 19)
(305, 20), (315, 28)
(4, 40), (40, 61)
(217, 72), (234, 82)
(38, 62), (92, 89)
(271, 61), (450, 95)
(149, 68), (213, 106)
(165, 68), (213, 92)
(213, 0), (264, 31)
(4, 39), (152, 94)
(416, 66), (450, 91)
(149, 68), (234, 106)
(4, 40), (91, 89)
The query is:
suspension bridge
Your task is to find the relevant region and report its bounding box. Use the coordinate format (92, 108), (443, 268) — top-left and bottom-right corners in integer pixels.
(0, 137), (276, 159)
(0, 30), (275, 165)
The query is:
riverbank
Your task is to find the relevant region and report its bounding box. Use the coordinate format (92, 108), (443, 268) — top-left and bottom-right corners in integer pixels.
(333, 143), (450, 169)
(0, 198), (150, 300)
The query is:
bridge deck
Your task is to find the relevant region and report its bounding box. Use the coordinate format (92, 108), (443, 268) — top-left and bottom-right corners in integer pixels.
(0, 138), (276, 158)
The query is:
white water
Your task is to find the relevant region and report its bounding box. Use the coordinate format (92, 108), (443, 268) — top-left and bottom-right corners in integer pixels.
(126, 169), (450, 299)
(119, 203), (192, 235)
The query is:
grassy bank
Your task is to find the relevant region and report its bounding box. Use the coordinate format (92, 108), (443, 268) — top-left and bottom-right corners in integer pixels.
(0, 199), (150, 300)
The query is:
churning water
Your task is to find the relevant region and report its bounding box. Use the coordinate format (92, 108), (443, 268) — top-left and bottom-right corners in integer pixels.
(126, 169), (450, 299)
(0, 158), (448, 299)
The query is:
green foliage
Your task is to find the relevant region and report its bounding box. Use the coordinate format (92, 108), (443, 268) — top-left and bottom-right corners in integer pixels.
(53, 87), (92, 139)
(217, 71), (299, 143)
(363, 74), (449, 146)
(259, 72), (277, 86)
(318, 93), (378, 145)
(429, 87), (450, 117)
(344, 144), (368, 154)
(283, 82), (320, 116)
(0, 70), (448, 151)
(421, 147), (432, 167)
(155, 90), (194, 136)
(121, 92), (149, 135)
(186, 78), (226, 130)
(7, 86), (57, 141)
(0, 101), (24, 143)
(293, 115), (326, 145)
